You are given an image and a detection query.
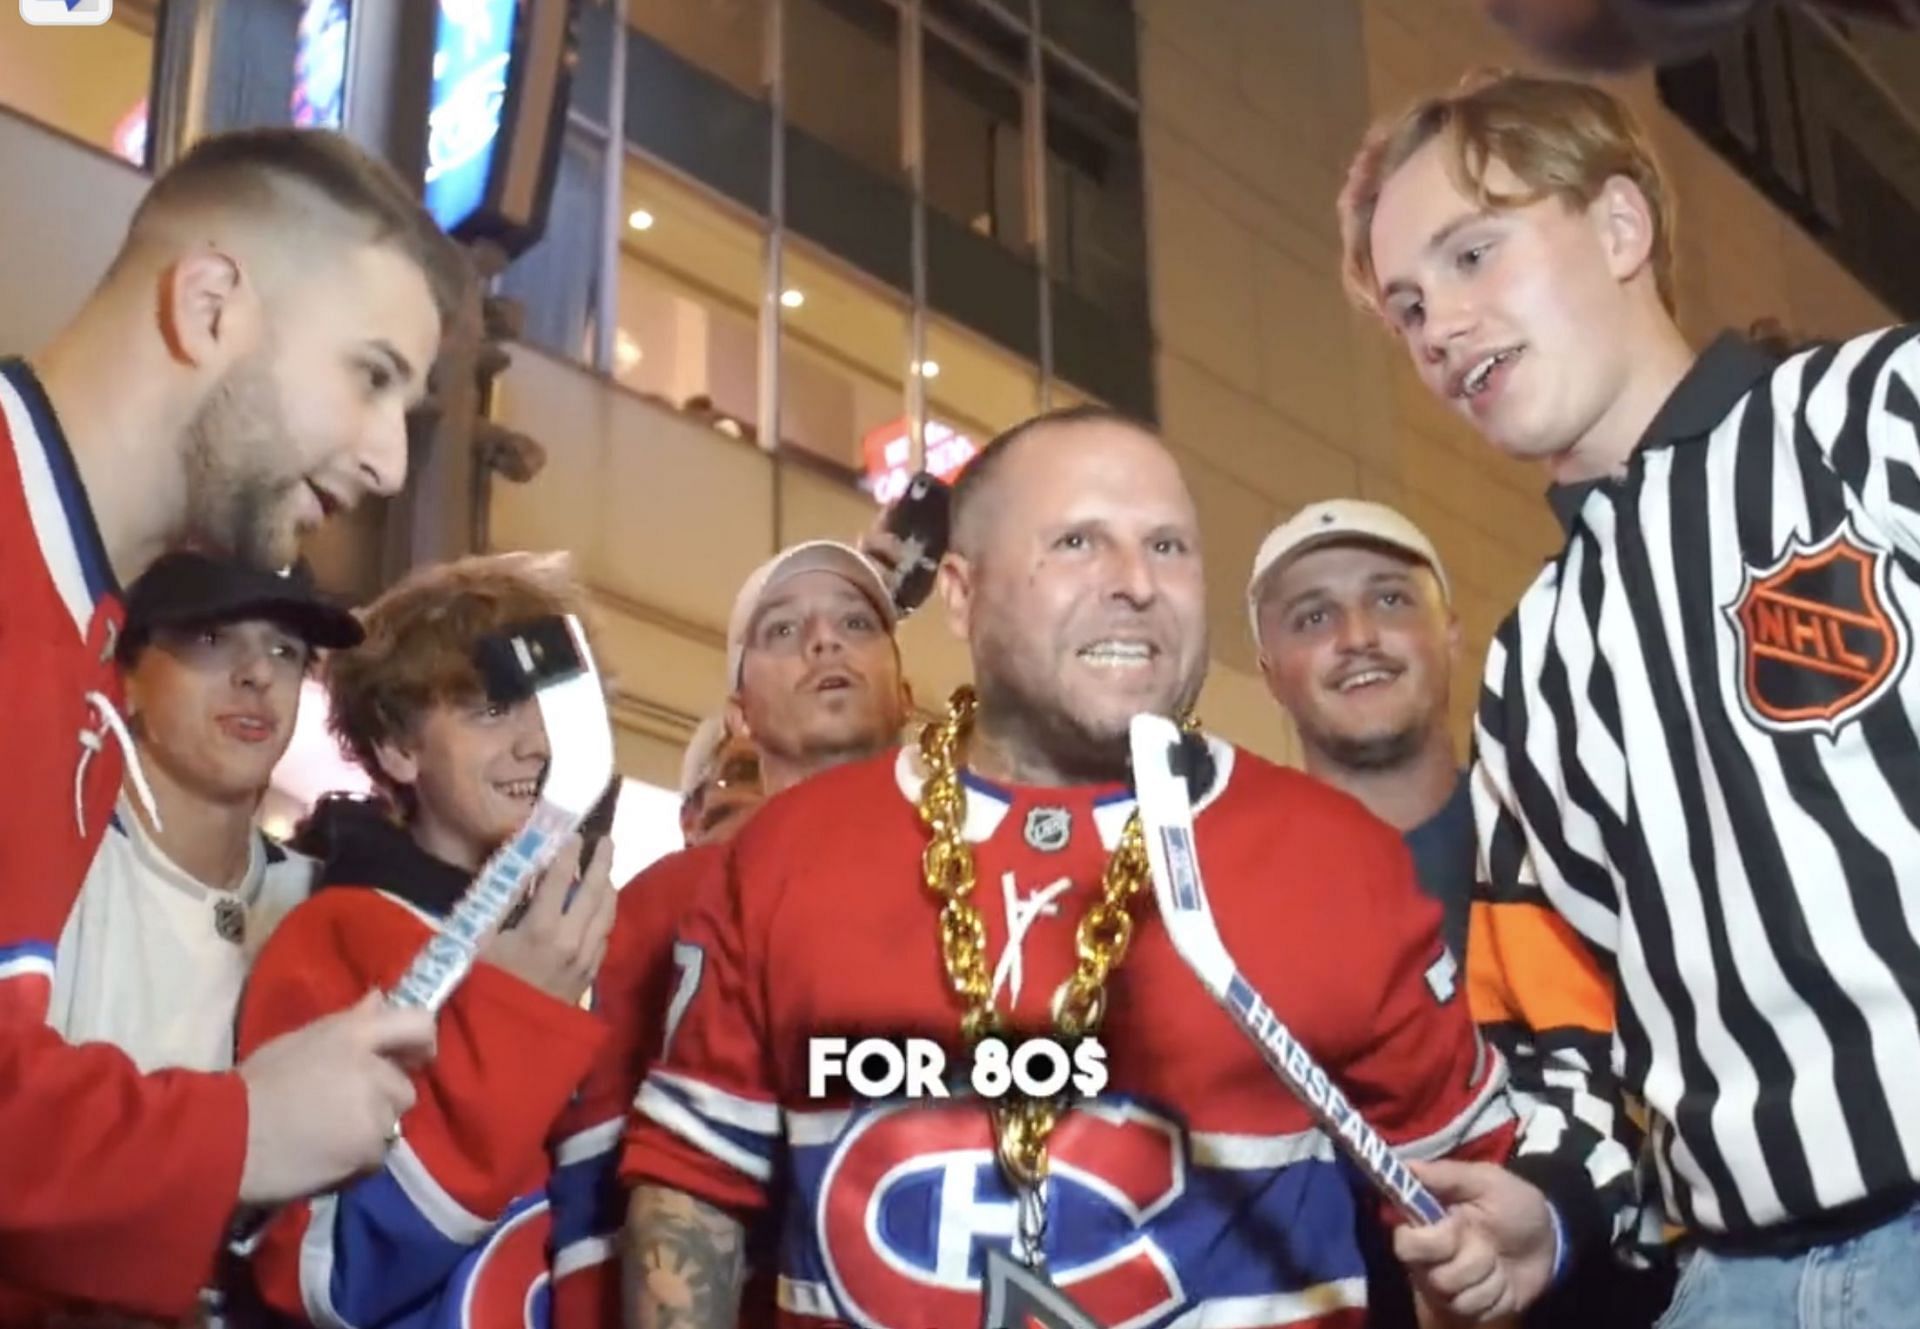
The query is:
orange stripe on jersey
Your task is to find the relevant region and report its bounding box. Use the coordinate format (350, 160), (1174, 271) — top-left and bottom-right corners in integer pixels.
(1466, 899), (1614, 1035)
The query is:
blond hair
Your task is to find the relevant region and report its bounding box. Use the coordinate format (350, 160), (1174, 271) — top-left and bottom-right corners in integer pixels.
(1338, 70), (1676, 317)
(327, 552), (597, 808)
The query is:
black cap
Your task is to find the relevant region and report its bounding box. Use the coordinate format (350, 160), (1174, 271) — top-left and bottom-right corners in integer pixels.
(122, 551), (364, 659)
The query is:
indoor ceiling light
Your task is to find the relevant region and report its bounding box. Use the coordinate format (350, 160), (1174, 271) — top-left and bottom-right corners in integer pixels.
(627, 208), (656, 231)
(914, 359), (941, 378)
(780, 288), (806, 309)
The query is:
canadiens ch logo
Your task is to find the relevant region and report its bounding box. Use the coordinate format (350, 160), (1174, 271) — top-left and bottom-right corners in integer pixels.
(816, 1101), (1186, 1329)
(1723, 521), (1911, 736)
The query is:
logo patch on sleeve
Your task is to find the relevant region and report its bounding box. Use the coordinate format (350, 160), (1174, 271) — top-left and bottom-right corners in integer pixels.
(1724, 521), (1910, 737)
(1425, 949), (1459, 1004)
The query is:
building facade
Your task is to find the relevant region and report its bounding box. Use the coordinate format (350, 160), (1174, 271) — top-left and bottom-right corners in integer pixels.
(0, 0), (1910, 860)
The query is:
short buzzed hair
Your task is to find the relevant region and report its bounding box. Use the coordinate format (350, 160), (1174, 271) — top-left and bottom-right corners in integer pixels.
(951, 404), (1155, 554)
(121, 127), (472, 327)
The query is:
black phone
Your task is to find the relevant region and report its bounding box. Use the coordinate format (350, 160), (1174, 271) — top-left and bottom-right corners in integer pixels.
(883, 472), (952, 615)
(577, 775), (621, 871)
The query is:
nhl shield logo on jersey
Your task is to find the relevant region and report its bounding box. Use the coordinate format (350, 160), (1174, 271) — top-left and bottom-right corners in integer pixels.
(1724, 521), (1911, 736)
(1024, 806), (1072, 853)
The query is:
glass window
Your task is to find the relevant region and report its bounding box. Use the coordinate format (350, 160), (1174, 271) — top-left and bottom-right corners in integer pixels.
(627, 0), (764, 100)
(925, 316), (1037, 445)
(202, 0), (306, 138)
(496, 126), (608, 364)
(613, 155), (765, 438)
(923, 25), (1028, 254)
(778, 242), (909, 486)
(1044, 56), (1147, 322)
(1039, 0), (1138, 95)
(0, 2), (154, 166)
(786, 0), (900, 185)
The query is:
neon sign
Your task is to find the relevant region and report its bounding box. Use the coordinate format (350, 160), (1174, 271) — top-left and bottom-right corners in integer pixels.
(424, 0), (520, 234)
(290, 0), (351, 131)
(861, 417), (979, 506)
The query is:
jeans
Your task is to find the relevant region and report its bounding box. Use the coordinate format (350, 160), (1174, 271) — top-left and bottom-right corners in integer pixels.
(1656, 1204), (1920, 1329)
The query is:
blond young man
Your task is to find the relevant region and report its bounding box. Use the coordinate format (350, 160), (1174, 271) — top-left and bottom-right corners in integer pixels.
(1341, 70), (1920, 1327)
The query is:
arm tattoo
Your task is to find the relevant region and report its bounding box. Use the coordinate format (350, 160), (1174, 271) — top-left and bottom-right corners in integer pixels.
(623, 1185), (747, 1329)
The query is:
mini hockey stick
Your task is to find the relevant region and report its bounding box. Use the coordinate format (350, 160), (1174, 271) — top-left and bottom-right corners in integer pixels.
(1129, 713), (1445, 1225)
(387, 614), (615, 1015)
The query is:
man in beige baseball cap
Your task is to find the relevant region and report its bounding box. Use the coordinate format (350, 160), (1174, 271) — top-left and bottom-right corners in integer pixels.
(722, 539), (911, 798)
(1247, 500), (1470, 961)
(676, 715), (763, 848)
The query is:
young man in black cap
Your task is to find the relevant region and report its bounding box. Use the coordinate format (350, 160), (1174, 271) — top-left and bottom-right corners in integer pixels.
(49, 551), (362, 1075)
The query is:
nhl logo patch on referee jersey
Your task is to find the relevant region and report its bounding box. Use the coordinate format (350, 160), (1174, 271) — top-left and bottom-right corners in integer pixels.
(1725, 522), (1910, 736)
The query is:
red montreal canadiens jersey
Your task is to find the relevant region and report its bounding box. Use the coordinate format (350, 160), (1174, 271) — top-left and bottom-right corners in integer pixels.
(236, 888), (620, 1329)
(605, 842), (780, 1328)
(0, 358), (249, 1319)
(625, 743), (1516, 1329)
(602, 842), (730, 1178)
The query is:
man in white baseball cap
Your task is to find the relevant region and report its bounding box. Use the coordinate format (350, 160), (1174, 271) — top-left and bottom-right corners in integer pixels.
(676, 714), (763, 848)
(1247, 500), (1469, 961)
(598, 541), (910, 1326)
(721, 539), (910, 793)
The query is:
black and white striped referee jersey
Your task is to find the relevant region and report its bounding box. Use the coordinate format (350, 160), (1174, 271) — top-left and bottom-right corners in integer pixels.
(1468, 324), (1920, 1256)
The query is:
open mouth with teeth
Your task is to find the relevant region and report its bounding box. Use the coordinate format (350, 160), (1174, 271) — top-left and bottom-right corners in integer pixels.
(1079, 641), (1157, 669)
(1457, 347), (1522, 399)
(495, 777), (542, 802)
(1332, 666), (1401, 694)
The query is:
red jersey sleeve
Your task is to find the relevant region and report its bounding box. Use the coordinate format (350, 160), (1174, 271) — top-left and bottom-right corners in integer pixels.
(236, 890), (606, 1326)
(0, 1020), (247, 1318)
(0, 398), (247, 1317)
(547, 846), (725, 1328)
(598, 847), (725, 1188)
(619, 840), (780, 1217)
(1303, 820), (1518, 1208)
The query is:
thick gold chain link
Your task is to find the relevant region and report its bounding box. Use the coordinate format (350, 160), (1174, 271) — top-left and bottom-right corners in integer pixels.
(915, 686), (1156, 1189)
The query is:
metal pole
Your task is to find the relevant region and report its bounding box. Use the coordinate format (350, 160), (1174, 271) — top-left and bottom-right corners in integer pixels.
(147, 0), (218, 172)
(757, 0), (787, 461)
(594, 0), (631, 375)
(903, 0), (928, 471)
(337, 0), (434, 176)
(1026, 0), (1053, 410)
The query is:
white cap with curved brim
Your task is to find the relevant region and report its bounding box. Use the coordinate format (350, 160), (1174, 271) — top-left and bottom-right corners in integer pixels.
(726, 540), (898, 689)
(1245, 499), (1451, 644)
(679, 714), (731, 799)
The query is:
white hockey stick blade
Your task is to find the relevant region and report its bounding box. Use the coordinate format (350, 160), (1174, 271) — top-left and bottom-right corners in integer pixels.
(1129, 713), (1445, 1225)
(388, 615), (615, 1014)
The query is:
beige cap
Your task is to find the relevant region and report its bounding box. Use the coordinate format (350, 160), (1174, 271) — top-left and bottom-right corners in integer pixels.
(1246, 500), (1450, 641)
(678, 714), (732, 798)
(726, 540), (898, 688)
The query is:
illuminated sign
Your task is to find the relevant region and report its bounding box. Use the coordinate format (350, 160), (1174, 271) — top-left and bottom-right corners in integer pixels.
(425, 0), (520, 235)
(110, 99), (147, 168)
(861, 417), (978, 506)
(291, 0), (352, 131)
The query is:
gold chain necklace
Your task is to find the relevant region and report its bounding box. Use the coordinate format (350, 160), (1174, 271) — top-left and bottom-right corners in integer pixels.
(914, 685), (1156, 1196)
